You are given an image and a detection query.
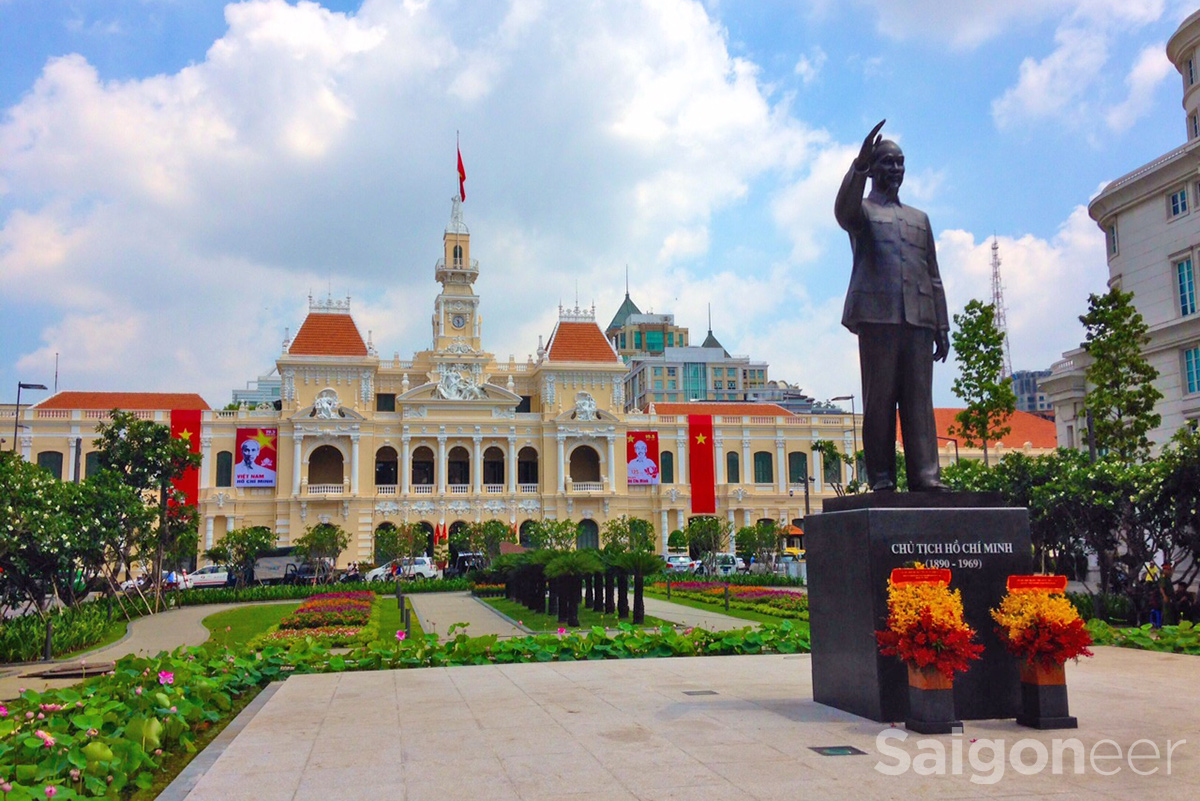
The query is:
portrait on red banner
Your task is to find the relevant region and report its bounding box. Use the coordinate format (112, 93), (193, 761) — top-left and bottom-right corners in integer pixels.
(235, 428), (278, 487)
(626, 431), (660, 485)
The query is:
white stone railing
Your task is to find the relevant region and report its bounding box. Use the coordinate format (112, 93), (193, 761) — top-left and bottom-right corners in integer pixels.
(411, 485), (434, 494)
(483, 484), (504, 494)
(448, 484), (470, 494)
(307, 484), (344, 496)
(377, 485), (397, 495)
(518, 484), (539, 493)
(572, 482), (604, 492)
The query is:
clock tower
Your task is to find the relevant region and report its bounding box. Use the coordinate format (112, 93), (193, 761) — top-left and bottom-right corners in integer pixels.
(432, 196), (484, 355)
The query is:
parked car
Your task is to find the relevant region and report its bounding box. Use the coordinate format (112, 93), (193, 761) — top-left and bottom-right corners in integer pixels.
(665, 554), (698, 574)
(283, 562), (332, 585)
(443, 552), (484, 579)
(182, 564), (229, 589)
(366, 557), (439, 582)
(711, 553), (739, 577)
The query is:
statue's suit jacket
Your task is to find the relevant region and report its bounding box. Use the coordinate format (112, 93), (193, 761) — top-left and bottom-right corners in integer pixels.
(834, 166), (949, 335)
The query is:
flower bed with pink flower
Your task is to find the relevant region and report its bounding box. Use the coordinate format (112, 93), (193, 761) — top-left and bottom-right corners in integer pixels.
(649, 581), (809, 619)
(251, 592), (379, 647)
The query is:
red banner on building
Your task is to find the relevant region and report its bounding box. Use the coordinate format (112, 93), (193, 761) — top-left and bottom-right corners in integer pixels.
(688, 415), (716, 514)
(169, 409), (202, 507)
(235, 428), (278, 488)
(626, 431), (661, 485)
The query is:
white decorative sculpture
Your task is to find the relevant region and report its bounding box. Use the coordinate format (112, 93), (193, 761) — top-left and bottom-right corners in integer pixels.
(436, 369), (486, 400)
(574, 391), (598, 421)
(313, 390), (340, 419)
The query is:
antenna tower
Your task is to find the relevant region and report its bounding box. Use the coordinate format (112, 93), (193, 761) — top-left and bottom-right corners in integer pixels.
(990, 237), (1014, 379)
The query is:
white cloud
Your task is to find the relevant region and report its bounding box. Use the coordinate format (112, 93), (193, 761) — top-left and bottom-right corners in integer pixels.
(794, 47), (826, 84)
(1105, 43), (1173, 131)
(992, 26), (1109, 129)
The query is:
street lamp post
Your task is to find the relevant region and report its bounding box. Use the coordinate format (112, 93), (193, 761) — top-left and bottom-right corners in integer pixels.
(830, 394), (858, 480)
(12, 382), (48, 452)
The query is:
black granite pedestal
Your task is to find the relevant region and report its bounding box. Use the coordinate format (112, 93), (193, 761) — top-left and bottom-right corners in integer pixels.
(806, 493), (1033, 723)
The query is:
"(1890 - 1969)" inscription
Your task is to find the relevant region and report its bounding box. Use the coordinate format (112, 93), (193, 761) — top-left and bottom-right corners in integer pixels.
(889, 540), (1014, 570)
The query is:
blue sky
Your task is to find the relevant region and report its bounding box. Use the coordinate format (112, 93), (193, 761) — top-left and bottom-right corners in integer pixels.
(1, 0), (1194, 409)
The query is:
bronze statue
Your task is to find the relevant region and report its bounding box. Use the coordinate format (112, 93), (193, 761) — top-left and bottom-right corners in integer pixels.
(834, 120), (949, 492)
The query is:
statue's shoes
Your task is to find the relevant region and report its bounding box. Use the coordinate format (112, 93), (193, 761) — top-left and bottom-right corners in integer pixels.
(869, 481), (896, 492)
(910, 481), (950, 492)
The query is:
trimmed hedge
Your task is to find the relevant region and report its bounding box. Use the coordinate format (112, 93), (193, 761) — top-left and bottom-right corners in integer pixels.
(648, 572), (806, 588)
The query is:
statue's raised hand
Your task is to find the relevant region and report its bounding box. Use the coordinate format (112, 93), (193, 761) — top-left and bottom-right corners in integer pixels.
(855, 119), (886, 171)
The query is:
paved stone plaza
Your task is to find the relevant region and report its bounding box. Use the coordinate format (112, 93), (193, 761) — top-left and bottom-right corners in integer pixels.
(173, 646), (1198, 801)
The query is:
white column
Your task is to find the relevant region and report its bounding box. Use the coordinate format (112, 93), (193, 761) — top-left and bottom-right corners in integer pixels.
(606, 435), (616, 488)
(744, 508), (753, 528)
(292, 434), (303, 495)
(200, 436), (212, 490)
(401, 435), (411, 495)
(676, 436), (688, 485)
(727, 508), (736, 528)
(205, 517), (215, 550)
(715, 437), (724, 484)
(437, 435), (447, 494)
(660, 509), (669, 552)
(776, 437), (787, 493)
(350, 435), (360, 495)
(225, 515), (235, 537)
(741, 437), (751, 484)
(20, 436), (33, 462)
(557, 435), (567, 493)
(812, 447), (823, 494)
(472, 436), (483, 494)
(67, 437), (78, 482)
(506, 437), (517, 494)
(676, 508), (685, 531)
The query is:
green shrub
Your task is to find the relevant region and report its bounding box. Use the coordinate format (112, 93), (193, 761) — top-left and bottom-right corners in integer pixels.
(1066, 592), (1135, 623)
(647, 572), (805, 588)
(0, 596), (154, 663)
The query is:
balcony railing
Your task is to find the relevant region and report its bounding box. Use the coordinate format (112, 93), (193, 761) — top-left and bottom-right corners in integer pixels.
(448, 484), (470, 494)
(307, 484), (344, 496)
(412, 485), (434, 494)
(483, 484), (504, 494)
(377, 485), (397, 495)
(519, 484), (539, 493)
(572, 482), (604, 492)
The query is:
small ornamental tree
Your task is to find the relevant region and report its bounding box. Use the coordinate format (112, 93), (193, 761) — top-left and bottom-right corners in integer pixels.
(1080, 287), (1162, 464)
(294, 522), (350, 571)
(206, 526), (275, 588)
(949, 299), (1016, 466)
(684, 516), (730, 567)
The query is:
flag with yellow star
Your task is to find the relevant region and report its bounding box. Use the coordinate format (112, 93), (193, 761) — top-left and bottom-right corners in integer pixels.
(688, 414), (716, 514)
(170, 409), (202, 507)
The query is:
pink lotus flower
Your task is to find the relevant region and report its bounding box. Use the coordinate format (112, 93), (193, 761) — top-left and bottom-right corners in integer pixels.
(1, 782), (11, 793)
(0, 705), (6, 717)
(86, 729), (98, 737)
(44, 787), (57, 798)
(158, 671), (174, 685)
(557, 627), (566, 635)
(134, 687), (142, 696)
(395, 630), (406, 642)
(35, 730), (55, 748)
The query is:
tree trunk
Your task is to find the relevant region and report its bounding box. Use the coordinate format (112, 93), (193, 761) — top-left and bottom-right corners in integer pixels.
(155, 482), (167, 612)
(567, 576), (581, 627)
(584, 574), (593, 608)
(591, 571), (604, 613)
(617, 570), (629, 619)
(605, 570), (616, 615)
(633, 572), (645, 624)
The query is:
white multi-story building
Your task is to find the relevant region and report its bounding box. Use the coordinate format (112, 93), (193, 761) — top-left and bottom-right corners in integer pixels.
(1043, 10), (1200, 449)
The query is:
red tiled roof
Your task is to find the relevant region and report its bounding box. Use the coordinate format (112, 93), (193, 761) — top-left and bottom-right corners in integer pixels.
(36, 392), (210, 411)
(653, 402), (795, 417)
(546, 321), (620, 363)
(289, 313), (368, 357)
(899, 408), (1057, 449)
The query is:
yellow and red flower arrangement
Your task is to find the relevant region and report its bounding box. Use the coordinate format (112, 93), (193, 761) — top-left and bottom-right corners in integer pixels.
(875, 572), (983, 680)
(991, 585), (1093, 670)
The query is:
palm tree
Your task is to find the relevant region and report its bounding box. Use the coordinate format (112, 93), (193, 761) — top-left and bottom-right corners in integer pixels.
(620, 550), (665, 624)
(545, 551), (603, 627)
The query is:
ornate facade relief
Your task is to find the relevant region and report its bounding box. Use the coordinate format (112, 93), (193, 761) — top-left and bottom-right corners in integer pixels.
(541, 375), (556, 405)
(573, 392), (598, 421)
(313, 389), (342, 419)
(516, 499), (541, 514)
(375, 501), (401, 516)
(436, 364), (487, 400)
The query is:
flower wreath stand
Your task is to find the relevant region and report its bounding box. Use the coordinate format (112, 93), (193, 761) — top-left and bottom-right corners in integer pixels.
(876, 568), (983, 735)
(992, 576), (1093, 730)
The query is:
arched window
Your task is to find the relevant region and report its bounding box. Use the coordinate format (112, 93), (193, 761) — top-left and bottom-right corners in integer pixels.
(452, 244), (463, 266)
(661, 451), (675, 483)
(84, 451), (103, 479)
(483, 446), (505, 485)
(37, 451), (63, 480)
(447, 446), (470, 486)
(753, 451), (773, 484)
(375, 446), (398, 487)
(417, 521), (436, 556)
(517, 446), (539, 484)
(412, 446), (435, 486)
(308, 445), (344, 485)
(568, 446), (601, 482)
(519, 520), (537, 548)
(788, 452), (808, 484)
(726, 451), (740, 483)
(576, 519), (600, 550)
(216, 451), (233, 487)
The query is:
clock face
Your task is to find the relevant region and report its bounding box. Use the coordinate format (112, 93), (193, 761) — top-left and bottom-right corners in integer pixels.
(451, 314), (467, 329)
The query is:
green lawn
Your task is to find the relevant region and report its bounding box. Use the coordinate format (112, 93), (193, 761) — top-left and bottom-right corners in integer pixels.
(378, 596), (425, 639)
(202, 602), (300, 647)
(485, 597), (670, 631)
(644, 589), (811, 629)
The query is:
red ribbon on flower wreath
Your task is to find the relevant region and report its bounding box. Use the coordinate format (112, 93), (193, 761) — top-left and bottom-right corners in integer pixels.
(1007, 575), (1068, 592)
(890, 568), (951, 586)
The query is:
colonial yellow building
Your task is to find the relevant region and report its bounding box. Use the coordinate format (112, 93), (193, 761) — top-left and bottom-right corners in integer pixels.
(11, 200), (863, 565)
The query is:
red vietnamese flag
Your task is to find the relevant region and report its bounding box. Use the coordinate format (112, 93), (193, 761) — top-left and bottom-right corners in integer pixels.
(688, 415), (716, 514)
(169, 409), (202, 507)
(457, 145), (467, 201)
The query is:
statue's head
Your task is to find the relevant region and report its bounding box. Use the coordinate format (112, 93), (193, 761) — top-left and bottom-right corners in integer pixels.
(869, 139), (905, 194)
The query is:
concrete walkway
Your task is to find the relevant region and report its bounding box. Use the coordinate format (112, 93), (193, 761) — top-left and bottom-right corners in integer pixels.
(0, 600), (295, 700)
(407, 591), (525, 638)
(177, 646), (1200, 801)
(641, 597), (757, 631)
